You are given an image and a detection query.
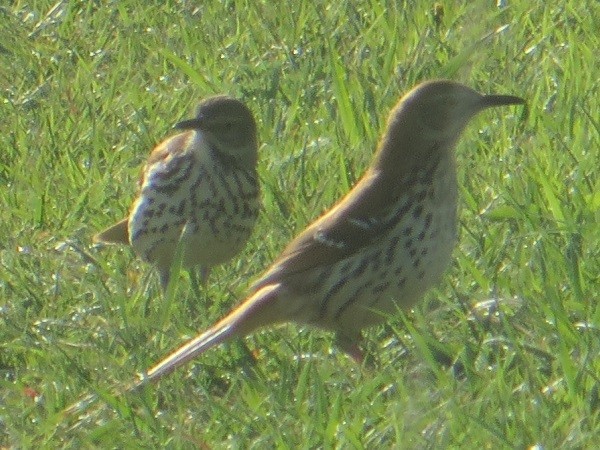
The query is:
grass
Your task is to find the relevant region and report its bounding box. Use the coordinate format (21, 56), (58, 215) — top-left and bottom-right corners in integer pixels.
(1, 0), (599, 447)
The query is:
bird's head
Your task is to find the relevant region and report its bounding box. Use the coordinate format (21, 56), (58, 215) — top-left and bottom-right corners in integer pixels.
(375, 80), (524, 171)
(395, 80), (524, 140)
(175, 96), (258, 168)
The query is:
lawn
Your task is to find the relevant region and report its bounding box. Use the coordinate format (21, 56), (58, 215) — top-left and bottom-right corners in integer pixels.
(1, 0), (598, 448)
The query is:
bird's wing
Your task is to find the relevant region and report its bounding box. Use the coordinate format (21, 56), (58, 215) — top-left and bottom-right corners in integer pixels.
(141, 133), (194, 187)
(146, 133), (191, 166)
(93, 134), (194, 244)
(255, 168), (407, 287)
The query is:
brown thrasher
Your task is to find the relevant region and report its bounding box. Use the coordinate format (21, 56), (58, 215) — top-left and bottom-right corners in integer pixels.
(94, 96), (260, 291)
(134, 80), (524, 385)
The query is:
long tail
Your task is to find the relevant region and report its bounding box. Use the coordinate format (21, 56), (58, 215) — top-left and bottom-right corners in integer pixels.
(130, 282), (282, 390)
(62, 283), (281, 418)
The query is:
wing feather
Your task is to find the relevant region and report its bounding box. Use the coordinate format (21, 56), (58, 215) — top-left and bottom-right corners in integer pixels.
(254, 168), (406, 288)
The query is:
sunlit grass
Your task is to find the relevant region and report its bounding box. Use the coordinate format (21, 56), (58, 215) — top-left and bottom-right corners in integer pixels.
(1, 0), (598, 447)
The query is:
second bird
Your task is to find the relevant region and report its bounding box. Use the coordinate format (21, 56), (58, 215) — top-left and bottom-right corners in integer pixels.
(131, 80), (525, 386)
(95, 96), (260, 291)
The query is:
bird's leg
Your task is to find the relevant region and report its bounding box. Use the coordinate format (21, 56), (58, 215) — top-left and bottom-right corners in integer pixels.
(188, 268), (206, 301)
(190, 266), (257, 368)
(200, 267), (211, 285)
(160, 223), (188, 296)
(334, 331), (365, 364)
(158, 270), (170, 293)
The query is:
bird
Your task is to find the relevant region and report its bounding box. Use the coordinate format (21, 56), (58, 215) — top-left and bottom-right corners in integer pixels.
(94, 96), (261, 292)
(132, 80), (525, 385)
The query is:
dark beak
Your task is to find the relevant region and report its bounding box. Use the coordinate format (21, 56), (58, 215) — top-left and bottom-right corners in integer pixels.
(480, 94), (526, 108)
(174, 117), (204, 130)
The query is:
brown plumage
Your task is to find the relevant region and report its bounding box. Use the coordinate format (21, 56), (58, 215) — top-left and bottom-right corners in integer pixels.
(136, 80), (524, 385)
(95, 96), (260, 291)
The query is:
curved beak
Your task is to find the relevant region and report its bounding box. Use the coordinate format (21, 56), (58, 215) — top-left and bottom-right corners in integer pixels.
(174, 117), (204, 130)
(480, 94), (525, 108)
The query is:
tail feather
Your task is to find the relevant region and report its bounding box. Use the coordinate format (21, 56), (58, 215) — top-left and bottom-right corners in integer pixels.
(62, 284), (282, 416)
(94, 219), (130, 244)
(132, 283), (282, 388)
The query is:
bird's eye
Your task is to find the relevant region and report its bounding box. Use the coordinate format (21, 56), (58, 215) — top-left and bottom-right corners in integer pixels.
(223, 121), (233, 131)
